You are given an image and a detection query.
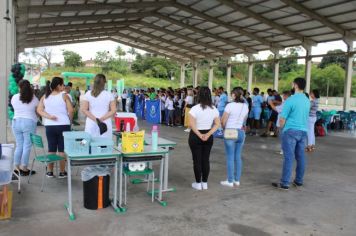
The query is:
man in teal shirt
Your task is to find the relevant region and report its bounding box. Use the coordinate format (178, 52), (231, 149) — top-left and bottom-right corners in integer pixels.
(272, 77), (310, 190)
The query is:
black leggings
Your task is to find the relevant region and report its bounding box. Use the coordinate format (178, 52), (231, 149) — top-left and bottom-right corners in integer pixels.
(188, 130), (214, 183)
(122, 99), (126, 112)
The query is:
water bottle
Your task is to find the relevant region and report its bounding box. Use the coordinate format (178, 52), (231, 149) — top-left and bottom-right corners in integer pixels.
(151, 125), (158, 151)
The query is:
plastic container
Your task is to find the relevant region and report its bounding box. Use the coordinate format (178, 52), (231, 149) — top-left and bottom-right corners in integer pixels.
(151, 125), (158, 151)
(63, 131), (91, 155)
(90, 137), (114, 154)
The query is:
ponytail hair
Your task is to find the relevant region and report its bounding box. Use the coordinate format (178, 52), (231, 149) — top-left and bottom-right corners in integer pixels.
(45, 77), (64, 98)
(19, 80), (34, 104)
(231, 88), (244, 103)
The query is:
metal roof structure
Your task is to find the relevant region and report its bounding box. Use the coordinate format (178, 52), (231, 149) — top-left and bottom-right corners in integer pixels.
(16, 0), (356, 62)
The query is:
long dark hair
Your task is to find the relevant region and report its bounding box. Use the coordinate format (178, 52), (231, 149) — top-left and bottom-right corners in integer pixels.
(312, 89), (320, 99)
(91, 74), (106, 97)
(45, 77), (64, 98)
(198, 86), (213, 109)
(19, 80), (34, 104)
(231, 88), (244, 103)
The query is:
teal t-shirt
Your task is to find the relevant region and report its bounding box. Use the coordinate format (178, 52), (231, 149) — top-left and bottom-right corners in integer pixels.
(280, 93), (310, 132)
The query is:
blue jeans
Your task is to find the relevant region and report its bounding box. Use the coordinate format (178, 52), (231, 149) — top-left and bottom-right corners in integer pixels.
(11, 118), (37, 167)
(224, 129), (245, 183)
(281, 129), (307, 186)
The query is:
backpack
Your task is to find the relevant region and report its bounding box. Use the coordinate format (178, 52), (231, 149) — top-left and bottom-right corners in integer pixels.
(315, 125), (325, 137)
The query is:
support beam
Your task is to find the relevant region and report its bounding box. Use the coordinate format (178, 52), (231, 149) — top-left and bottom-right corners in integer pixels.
(22, 37), (111, 48)
(273, 50), (280, 90)
(19, 1), (172, 14)
(22, 11), (153, 25)
(217, 0), (316, 46)
(154, 13), (256, 53)
(208, 60), (214, 91)
(192, 61), (198, 87)
(180, 63), (185, 88)
(172, 1), (283, 49)
(343, 40), (354, 111)
(0, 0), (13, 143)
(226, 58), (232, 95)
(109, 37), (187, 63)
(280, 0), (356, 40)
(304, 45), (312, 93)
(247, 55), (254, 93)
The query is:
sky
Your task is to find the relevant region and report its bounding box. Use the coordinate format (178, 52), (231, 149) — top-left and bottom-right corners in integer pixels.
(18, 39), (352, 65)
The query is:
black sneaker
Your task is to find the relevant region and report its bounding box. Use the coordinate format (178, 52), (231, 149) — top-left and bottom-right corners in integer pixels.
(20, 169), (36, 176)
(260, 133), (268, 137)
(58, 171), (68, 179)
(46, 172), (54, 178)
(272, 182), (289, 190)
(293, 181), (303, 187)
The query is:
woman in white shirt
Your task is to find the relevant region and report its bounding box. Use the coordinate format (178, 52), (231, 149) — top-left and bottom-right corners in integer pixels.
(81, 74), (116, 138)
(11, 80), (39, 176)
(121, 89), (128, 112)
(37, 77), (73, 178)
(220, 88), (249, 187)
(188, 87), (220, 191)
(165, 95), (175, 126)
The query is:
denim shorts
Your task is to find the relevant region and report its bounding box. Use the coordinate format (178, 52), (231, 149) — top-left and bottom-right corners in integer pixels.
(45, 125), (71, 152)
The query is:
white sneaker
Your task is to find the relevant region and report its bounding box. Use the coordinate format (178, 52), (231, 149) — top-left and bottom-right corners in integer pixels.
(202, 182), (208, 190)
(220, 180), (234, 187)
(184, 128), (191, 133)
(192, 182), (202, 190)
(279, 150), (283, 155)
(234, 181), (240, 187)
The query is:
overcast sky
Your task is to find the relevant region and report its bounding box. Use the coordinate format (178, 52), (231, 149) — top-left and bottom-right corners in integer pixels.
(19, 39), (353, 64)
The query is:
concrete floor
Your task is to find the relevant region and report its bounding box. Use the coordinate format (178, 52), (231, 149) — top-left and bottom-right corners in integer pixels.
(1, 121), (356, 236)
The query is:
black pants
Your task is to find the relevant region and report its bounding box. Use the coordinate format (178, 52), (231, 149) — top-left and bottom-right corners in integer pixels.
(122, 98), (126, 112)
(188, 130), (214, 183)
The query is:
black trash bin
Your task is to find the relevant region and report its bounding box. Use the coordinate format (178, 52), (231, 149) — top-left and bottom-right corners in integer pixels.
(83, 175), (110, 210)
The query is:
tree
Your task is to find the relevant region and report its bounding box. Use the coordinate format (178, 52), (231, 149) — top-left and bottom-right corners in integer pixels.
(94, 50), (111, 68)
(115, 46), (126, 59)
(319, 49), (347, 70)
(62, 50), (83, 68)
(127, 47), (136, 60)
(33, 47), (53, 69)
(280, 46), (301, 73)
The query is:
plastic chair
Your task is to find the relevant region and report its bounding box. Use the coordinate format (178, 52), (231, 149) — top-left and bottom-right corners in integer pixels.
(123, 167), (155, 205)
(0, 144), (20, 193)
(28, 134), (65, 192)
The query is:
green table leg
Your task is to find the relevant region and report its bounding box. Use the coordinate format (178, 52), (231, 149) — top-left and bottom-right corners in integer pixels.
(64, 203), (76, 221)
(131, 178), (159, 184)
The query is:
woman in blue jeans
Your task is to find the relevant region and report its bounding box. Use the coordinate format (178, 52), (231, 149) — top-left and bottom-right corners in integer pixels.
(221, 88), (249, 187)
(11, 80), (39, 176)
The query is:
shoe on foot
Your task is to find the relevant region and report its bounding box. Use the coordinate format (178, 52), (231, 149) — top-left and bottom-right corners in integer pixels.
(20, 169), (36, 176)
(292, 181), (303, 187)
(202, 182), (208, 190)
(46, 172), (54, 178)
(233, 181), (240, 186)
(260, 133), (268, 137)
(220, 180), (234, 187)
(279, 150), (284, 155)
(184, 128), (191, 133)
(192, 182), (202, 190)
(58, 171), (68, 179)
(272, 182), (289, 190)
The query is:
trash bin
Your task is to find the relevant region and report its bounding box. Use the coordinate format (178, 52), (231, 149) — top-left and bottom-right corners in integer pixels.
(81, 166), (111, 210)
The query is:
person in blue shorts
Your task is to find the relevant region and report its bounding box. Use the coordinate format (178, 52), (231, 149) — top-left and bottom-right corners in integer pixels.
(249, 88), (263, 135)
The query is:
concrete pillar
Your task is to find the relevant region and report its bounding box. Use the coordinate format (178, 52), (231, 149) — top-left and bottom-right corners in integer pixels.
(208, 60), (213, 90)
(180, 63), (185, 88)
(247, 55), (254, 93)
(304, 45), (312, 93)
(192, 61), (198, 87)
(343, 40), (354, 111)
(273, 50), (280, 90)
(226, 57), (232, 94)
(0, 0), (13, 143)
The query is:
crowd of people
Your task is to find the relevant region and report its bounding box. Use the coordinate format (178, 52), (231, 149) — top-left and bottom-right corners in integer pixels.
(10, 73), (319, 193)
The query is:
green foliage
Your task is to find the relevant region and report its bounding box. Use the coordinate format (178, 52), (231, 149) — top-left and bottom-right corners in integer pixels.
(318, 49), (346, 70)
(63, 50), (83, 68)
(152, 64), (168, 78)
(131, 55), (179, 79)
(94, 50), (112, 68)
(115, 46), (126, 59)
(312, 64), (345, 96)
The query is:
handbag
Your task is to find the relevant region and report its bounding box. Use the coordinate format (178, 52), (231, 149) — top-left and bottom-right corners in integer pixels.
(223, 103), (245, 140)
(224, 128), (238, 140)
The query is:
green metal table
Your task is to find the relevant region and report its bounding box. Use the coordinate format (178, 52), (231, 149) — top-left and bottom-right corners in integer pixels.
(65, 152), (122, 221)
(116, 146), (169, 209)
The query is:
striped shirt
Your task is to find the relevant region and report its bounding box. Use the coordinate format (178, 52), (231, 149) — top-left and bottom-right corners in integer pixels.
(309, 99), (319, 117)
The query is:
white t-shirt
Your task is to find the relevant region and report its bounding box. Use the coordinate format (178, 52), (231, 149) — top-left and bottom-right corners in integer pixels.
(275, 103), (284, 128)
(224, 102), (249, 129)
(43, 93), (71, 126)
(121, 93), (128, 99)
(189, 104), (219, 130)
(11, 94), (39, 122)
(165, 99), (174, 110)
(83, 90), (114, 138)
(185, 96), (194, 105)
